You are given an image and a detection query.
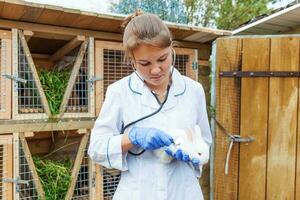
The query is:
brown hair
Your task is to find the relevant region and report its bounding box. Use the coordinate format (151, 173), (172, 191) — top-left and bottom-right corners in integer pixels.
(122, 9), (172, 60)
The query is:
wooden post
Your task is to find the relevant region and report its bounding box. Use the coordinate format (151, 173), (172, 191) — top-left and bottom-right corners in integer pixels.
(214, 38), (241, 200)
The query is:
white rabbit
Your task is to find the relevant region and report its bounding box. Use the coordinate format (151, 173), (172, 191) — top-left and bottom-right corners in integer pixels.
(153, 125), (210, 167)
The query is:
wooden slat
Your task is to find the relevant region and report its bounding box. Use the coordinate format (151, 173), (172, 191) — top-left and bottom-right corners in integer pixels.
(89, 160), (96, 200)
(19, 132), (46, 199)
(55, 11), (81, 27)
(95, 164), (103, 200)
(0, 135), (13, 200)
(18, 30), (52, 117)
(49, 35), (85, 62)
(13, 132), (20, 200)
(239, 38), (270, 200)
(23, 30), (33, 42)
(214, 38), (241, 200)
(0, 119), (94, 133)
(37, 8), (63, 25)
(64, 131), (90, 200)
(20, 6), (43, 22)
(0, 31), (12, 119)
(267, 37), (299, 200)
(71, 14), (97, 29)
(58, 40), (88, 117)
(88, 37), (95, 117)
(297, 70), (300, 200)
(0, 19), (122, 41)
(1, 3), (25, 19)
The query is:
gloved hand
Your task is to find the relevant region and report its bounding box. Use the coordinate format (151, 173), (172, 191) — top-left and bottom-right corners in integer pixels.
(165, 145), (190, 162)
(165, 146), (201, 165)
(128, 127), (174, 150)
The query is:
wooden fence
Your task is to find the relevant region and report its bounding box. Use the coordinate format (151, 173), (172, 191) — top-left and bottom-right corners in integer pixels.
(214, 36), (300, 200)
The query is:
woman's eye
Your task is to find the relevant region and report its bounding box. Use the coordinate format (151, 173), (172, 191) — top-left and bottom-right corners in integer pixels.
(139, 62), (150, 66)
(158, 57), (167, 62)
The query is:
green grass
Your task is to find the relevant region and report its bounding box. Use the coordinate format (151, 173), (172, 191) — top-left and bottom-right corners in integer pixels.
(33, 156), (73, 200)
(39, 69), (71, 115)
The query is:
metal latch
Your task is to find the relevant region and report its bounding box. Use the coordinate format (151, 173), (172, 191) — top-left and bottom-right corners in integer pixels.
(1, 73), (27, 83)
(87, 76), (103, 90)
(213, 117), (254, 175)
(3, 177), (30, 192)
(87, 76), (103, 84)
(192, 61), (198, 70)
(92, 171), (96, 188)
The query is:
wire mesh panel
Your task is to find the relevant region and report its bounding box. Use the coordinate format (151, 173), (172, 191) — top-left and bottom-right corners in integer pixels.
(0, 135), (13, 200)
(71, 142), (90, 200)
(0, 31), (12, 119)
(12, 29), (50, 120)
(103, 48), (132, 96)
(174, 54), (188, 76)
(18, 139), (40, 199)
(60, 38), (94, 118)
(102, 168), (120, 200)
(66, 47), (89, 114)
(17, 38), (44, 115)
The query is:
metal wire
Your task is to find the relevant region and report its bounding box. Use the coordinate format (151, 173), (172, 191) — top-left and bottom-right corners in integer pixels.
(17, 38), (44, 114)
(66, 47), (89, 113)
(174, 54), (188, 76)
(103, 168), (121, 200)
(103, 49), (132, 97)
(71, 141), (90, 200)
(18, 140), (39, 200)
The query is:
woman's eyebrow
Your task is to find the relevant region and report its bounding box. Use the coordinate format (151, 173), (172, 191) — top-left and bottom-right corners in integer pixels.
(137, 53), (169, 62)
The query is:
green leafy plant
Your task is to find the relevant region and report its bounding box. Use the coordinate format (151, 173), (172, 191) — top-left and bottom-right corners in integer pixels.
(33, 156), (72, 200)
(39, 69), (71, 115)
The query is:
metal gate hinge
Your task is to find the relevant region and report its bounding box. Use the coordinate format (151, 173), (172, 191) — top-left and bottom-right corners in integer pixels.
(1, 73), (27, 83)
(87, 76), (103, 84)
(192, 61), (198, 70)
(220, 71), (300, 77)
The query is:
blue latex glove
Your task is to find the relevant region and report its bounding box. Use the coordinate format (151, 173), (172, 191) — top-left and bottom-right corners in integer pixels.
(128, 127), (174, 150)
(191, 158), (200, 166)
(165, 147), (190, 162)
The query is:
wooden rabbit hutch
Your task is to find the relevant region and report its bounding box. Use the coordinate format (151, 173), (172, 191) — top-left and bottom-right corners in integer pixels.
(0, 0), (230, 199)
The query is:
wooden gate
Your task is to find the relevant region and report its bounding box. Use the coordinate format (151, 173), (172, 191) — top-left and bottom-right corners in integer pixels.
(213, 36), (300, 200)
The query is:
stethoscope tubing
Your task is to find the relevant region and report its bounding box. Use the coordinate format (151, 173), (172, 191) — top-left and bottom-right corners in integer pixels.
(120, 48), (176, 156)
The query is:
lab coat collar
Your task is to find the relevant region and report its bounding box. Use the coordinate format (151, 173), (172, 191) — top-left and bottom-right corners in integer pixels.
(128, 67), (186, 110)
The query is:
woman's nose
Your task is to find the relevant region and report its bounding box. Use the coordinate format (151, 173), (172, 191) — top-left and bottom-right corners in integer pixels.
(150, 65), (161, 75)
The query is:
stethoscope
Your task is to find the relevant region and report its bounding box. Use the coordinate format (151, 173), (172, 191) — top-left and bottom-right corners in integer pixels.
(120, 47), (176, 156)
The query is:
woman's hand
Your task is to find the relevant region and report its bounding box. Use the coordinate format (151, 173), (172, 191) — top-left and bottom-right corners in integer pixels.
(165, 146), (201, 166)
(128, 127), (174, 150)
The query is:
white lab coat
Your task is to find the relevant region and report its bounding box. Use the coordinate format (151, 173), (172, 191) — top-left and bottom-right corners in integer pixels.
(88, 68), (212, 200)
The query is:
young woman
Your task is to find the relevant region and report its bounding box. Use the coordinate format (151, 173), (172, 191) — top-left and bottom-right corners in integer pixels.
(88, 10), (212, 200)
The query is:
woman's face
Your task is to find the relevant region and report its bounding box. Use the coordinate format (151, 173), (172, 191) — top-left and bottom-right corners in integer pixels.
(132, 44), (173, 89)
